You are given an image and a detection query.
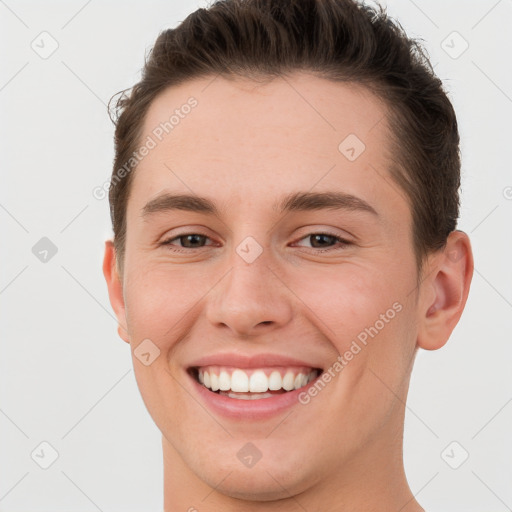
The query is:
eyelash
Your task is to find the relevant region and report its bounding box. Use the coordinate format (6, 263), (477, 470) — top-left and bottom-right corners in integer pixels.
(159, 232), (352, 253)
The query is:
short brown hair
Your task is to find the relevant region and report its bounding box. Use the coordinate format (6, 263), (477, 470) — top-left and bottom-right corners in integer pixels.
(108, 0), (461, 275)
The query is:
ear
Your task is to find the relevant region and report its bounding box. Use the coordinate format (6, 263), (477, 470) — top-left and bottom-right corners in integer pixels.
(102, 240), (130, 344)
(417, 230), (474, 351)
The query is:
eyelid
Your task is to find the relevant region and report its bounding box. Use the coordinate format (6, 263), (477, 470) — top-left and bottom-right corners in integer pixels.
(290, 231), (353, 251)
(291, 226), (354, 242)
(159, 231), (216, 248)
(158, 225), (216, 242)
(160, 224), (353, 241)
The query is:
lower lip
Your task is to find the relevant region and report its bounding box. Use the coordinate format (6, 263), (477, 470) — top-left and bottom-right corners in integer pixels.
(188, 371), (320, 420)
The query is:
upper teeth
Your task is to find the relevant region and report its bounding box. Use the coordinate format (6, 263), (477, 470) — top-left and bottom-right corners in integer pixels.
(197, 367), (318, 393)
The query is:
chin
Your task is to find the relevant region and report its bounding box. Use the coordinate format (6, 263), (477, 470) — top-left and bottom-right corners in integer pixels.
(203, 467), (309, 502)
(181, 438), (315, 502)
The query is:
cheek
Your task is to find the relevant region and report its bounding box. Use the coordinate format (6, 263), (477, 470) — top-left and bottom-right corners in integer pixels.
(290, 263), (405, 347)
(123, 263), (209, 342)
(292, 260), (418, 399)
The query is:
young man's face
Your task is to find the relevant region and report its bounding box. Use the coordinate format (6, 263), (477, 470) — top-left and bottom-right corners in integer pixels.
(104, 73), (467, 503)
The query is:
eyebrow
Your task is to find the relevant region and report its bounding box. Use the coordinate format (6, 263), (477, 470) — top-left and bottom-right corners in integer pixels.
(141, 191), (378, 219)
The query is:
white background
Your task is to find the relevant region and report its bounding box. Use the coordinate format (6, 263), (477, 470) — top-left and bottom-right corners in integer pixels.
(0, 0), (511, 510)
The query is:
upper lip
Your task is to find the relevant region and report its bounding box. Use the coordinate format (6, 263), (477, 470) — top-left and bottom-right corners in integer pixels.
(187, 352), (324, 370)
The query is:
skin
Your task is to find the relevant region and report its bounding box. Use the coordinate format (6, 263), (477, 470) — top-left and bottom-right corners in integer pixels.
(103, 72), (473, 511)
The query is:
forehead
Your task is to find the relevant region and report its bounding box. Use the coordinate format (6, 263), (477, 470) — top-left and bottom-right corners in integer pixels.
(142, 72), (389, 160)
(129, 72), (408, 225)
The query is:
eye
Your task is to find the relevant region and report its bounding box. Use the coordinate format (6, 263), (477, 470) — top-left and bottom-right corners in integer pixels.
(159, 231), (351, 253)
(160, 233), (214, 251)
(292, 232), (352, 252)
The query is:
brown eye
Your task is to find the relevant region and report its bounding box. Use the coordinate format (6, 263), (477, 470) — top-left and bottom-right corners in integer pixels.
(178, 234), (208, 248)
(293, 232), (351, 252)
(160, 233), (212, 250)
(308, 234), (338, 248)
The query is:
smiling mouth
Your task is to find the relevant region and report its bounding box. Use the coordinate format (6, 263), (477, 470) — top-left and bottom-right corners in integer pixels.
(189, 366), (322, 400)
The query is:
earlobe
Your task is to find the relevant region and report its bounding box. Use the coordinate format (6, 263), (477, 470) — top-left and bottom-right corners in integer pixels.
(102, 240), (130, 344)
(117, 324), (130, 342)
(417, 230), (474, 351)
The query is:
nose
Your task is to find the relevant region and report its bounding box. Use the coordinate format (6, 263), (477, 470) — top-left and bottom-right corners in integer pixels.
(205, 250), (294, 337)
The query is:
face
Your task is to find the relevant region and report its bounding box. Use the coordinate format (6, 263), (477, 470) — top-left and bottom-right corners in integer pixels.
(108, 73), (426, 500)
